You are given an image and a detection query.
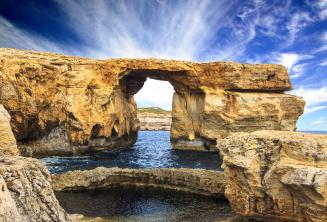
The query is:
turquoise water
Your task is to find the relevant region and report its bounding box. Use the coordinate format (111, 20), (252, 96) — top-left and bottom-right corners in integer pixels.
(43, 131), (222, 174)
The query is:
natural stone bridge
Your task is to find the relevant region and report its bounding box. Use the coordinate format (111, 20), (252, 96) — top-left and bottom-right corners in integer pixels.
(0, 48), (304, 156)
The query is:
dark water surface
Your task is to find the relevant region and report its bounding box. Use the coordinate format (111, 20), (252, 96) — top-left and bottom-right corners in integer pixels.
(56, 187), (234, 222)
(43, 131), (222, 174)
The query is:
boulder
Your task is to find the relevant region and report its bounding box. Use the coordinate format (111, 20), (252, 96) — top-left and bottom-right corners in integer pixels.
(219, 130), (327, 222)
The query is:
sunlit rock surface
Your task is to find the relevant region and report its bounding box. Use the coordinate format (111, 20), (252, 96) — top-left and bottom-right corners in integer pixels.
(219, 130), (327, 222)
(0, 48), (304, 156)
(51, 167), (226, 197)
(0, 156), (71, 222)
(0, 105), (19, 156)
(137, 107), (171, 130)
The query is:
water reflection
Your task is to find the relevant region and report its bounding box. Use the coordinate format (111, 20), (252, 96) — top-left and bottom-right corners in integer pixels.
(43, 131), (222, 174)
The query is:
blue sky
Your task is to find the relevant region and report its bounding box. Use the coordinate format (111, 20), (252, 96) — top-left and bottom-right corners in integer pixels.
(0, 0), (326, 131)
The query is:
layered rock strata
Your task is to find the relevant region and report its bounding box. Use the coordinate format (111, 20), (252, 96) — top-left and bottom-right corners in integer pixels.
(138, 107), (171, 130)
(0, 48), (304, 155)
(0, 155), (71, 222)
(219, 130), (327, 222)
(51, 167), (226, 197)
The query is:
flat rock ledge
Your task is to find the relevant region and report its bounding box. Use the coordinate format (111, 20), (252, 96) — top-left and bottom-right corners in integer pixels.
(219, 130), (327, 222)
(0, 155), (71, 222)
(51, 167), (226, 197)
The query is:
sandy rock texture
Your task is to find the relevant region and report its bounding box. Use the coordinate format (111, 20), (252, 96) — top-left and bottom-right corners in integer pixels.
(0, 105), (19, 156)
(137, 107), (171, 130)
(0, 48), (304, 155)
(51, 167), (226, 197)
(219, 130), (327, 222)
(0, 156), (71, 222)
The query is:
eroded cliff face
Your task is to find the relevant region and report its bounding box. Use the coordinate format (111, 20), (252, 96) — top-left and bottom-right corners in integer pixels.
(219, 131), (327, 222)
(0, 48), (304, 156)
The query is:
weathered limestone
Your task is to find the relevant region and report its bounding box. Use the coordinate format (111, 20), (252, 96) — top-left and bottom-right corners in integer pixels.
(51, 167), (226, 197)
(0, 105), (19, 156)
(138, 107), (171, 130)
(219, 131), (327, 222)
(0, 155), (71, 222)
(0, 48), (304, 156)
(0, 175), (22, 222)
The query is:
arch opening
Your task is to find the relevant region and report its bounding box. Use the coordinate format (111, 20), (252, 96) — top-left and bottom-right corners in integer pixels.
(118, 69), (211, 152)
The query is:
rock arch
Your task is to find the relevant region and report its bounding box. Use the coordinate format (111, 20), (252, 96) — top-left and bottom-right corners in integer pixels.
(0, 48), (305, 156)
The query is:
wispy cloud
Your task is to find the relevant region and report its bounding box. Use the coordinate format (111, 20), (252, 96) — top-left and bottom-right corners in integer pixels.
(311, 117), (326, 125)
(272, 53), (313, 78)
(309, 0), (327, 20)
(319, 58), (327, 66)
(290, 86), (327, 114)
(54, 0), (239, 61)
(285, 11), (314, 46)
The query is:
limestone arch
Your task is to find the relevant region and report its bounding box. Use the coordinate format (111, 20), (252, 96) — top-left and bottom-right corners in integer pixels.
(0, 49), (305, 156)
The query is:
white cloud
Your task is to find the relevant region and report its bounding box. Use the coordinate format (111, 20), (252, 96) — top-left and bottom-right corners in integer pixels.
(291, 63), (307, 78)
(311, 117), (326, 125)
(273, 53), (312, 78)
(319, 58), (327, 66)
(313, 31), (327, 53)
(285, 12), (314, 46)
(305, 106), (327, 114)
(310, 0), (327, 20)
(290, 86), (327, 114)
(134, 79), (175, 110)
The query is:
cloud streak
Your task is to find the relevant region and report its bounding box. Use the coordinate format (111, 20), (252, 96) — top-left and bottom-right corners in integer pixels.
(291, 86), (327, 114)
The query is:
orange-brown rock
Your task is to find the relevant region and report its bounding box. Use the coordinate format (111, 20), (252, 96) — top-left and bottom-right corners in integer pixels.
(219, 131), (327, 222)
(0, 48), (304, 156)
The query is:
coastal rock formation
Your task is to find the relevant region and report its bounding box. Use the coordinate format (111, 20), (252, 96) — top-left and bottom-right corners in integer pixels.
(0, 155), (71, 222)
(0, 105), (19, 156)
(138, 107), (171, 130)
(0, 48), (304, 156)
(51, 167), (226, 197)
(219, 130), (327, 222)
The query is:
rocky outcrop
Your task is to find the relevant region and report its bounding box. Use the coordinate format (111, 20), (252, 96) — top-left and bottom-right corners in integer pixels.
(51, 167), (226, 197)
(219, 130), (327, 222)
(0, 48), (304, 156)
(0, 105), (19, 156)
(0, 155), (71, 222)
(138, 107), (171, 130)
